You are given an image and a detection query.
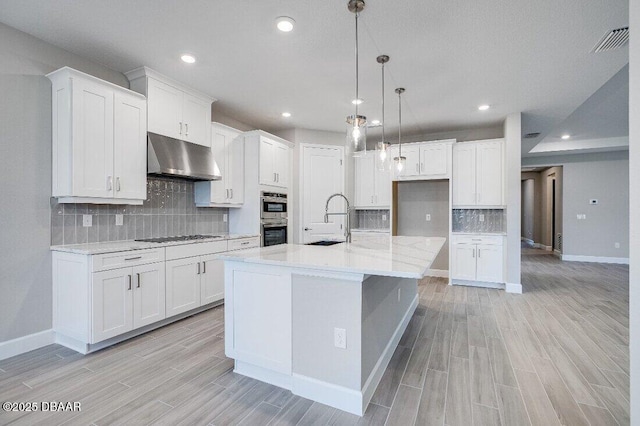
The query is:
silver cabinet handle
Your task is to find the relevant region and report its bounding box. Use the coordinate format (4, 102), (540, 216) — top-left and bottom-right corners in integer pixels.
(371, 195), (374, 204)
(127, 275), (132, 290)
(273, 172), (276, 182)
(179, 122), (183, 135)
(478, 249), (481, 258)
(116, 177), (121, 192)
(124, 256), (142, 261)
(197, 262), (200, 275)
(472, 248), (475, 258)
(230, 189), (233, 199)
(185, 123), (189, 136)
(202, 261), (206, 274)
(107, 176), (113, 191)
(226, 189), (229, 199)
(136, 273), (141, 288)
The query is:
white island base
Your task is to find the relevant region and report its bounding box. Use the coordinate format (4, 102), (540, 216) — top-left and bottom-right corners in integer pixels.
(221, 237), (445, 416)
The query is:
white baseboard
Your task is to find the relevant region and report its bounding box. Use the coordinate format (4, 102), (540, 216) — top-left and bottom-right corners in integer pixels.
(534, 243), (552, 251)
(505, 282), (523, 294)
(553, 249), (562, 258)
(451, 279), (504, 290)
(0, 329), (55, 361)
(425, 269), (449, 278)
(562, 254), (629, 265)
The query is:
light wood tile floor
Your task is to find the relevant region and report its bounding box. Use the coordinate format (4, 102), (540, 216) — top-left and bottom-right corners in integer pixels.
(0, 251), (629, 425)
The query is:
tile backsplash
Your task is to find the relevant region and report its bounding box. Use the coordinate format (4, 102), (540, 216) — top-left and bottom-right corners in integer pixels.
(51, 177), (229, 245)
(452, 209), (506, 234)
(353, 209), (390, 230)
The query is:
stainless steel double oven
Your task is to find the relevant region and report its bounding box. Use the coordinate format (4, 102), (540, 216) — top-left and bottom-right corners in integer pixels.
(260, 192), (288, 246)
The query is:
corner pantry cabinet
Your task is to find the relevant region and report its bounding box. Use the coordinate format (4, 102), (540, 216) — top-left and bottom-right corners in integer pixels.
(194, 123), (245, 207)
(452, 139), (504, 207)
(125, 67), (214, 147)
(354, 152), (391, 208)
(47, 67), (147, 204)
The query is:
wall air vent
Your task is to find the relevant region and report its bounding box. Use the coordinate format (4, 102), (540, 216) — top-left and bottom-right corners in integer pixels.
(523, 132), (541, 139)
(592, 27), (629, 53)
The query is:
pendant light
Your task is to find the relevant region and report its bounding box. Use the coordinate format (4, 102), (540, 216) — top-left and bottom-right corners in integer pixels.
(346, 0), (367, 156)
(393, 88), (406, 173)
(375, 55), (390, 171)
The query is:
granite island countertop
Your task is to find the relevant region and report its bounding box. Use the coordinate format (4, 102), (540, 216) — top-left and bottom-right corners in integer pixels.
(218, 236), (446, 279)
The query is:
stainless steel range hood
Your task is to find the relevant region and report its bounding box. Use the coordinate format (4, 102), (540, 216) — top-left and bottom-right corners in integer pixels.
(147, 132), (221, 181)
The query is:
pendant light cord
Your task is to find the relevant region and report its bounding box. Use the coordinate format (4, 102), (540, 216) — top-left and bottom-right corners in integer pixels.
(381, 62), (385, 143)
(355, 11), (359, 117)
(398, 90), (402, 156)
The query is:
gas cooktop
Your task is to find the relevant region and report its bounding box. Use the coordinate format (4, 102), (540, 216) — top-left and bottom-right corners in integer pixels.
(135, 235), (222, 243)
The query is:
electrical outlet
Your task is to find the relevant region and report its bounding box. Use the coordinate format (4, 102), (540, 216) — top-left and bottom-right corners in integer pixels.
(425, 214), (431, 221)
(334, 328), (346, 349)
(382, 214), (387, 221)
(479, 214), (485, 222)
(82, 215), (92, 227)
(398, 288), (401, 302)
(615, 242), (620, 249)
(115, 214), (123, 226)
(223, 214), (228, 223)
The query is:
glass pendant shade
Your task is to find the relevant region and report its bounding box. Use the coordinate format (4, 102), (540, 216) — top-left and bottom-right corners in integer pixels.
(394, 155), (406, 174)
(346, 114), (367, 156)
(376, 141), (390, 170)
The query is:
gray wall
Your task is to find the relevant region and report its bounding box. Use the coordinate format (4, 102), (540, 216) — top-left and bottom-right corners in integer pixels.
(521, 179), (535, 240)
(396, 180), (449, 270)
(562, 159), (629, 258)
(0, 22), (131, 343)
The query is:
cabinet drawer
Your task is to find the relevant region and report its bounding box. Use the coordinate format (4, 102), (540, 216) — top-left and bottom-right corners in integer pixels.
(451, 235), (503, 246)
(165, 240), (228, 261)
(92, 248), (165, 272)
(228, 237), (260, 251)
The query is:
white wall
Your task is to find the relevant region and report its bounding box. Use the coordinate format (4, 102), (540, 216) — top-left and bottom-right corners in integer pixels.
(628, 0), (638, 417)
(0, 23), (129, 344)
(504, 114), (522, 290)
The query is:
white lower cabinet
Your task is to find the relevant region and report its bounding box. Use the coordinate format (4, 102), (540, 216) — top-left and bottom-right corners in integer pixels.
(201, 256), (225, 305)
(451, 235), (504, 284)
(165, 257), (203, 317)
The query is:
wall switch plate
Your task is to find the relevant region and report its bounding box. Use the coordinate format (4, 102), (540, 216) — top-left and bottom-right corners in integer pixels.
(615, 242), (620, 249)
(82, 215), (92, 227)
(382, 214), (387, 221)
(115, 214), (123, 226)
(425, 214), (431, 221)
(577, 214), (586, 220)
(334, 328), (346, 349)
(479, 214), (485, 222)
(589, 199), (599, 205)
(223, 214), (228, 223)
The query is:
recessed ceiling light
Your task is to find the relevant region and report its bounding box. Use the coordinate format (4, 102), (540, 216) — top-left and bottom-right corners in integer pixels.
(478, 104), (490, 111)
(370, 119), (381, 125)
(276, 16), (295, 32)
(181, 54), (196, 64)
(352, 98), (363, 105)
(281, 112), (291, 118)
(561, 134), (571, 140)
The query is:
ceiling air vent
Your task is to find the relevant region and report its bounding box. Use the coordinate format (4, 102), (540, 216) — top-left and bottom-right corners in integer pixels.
(523, 132), (540, 139)
(592, 27), (629, 53)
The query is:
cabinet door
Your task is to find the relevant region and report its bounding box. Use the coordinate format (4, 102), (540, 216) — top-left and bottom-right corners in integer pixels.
(147, 78), (183, 139)
(209, 125), (231, 203)
(92, 268), (133, 343)
(453, 144), (477, 206)
(401, 146), (421, 176)
(274, 143), (289, 188)
(166, 257), (201, 317)
(71, 78), (114, 198)
(476, 244), (504, 283)
(420, 143), (448, 176)
(201, 256), (225, 305)
(182, 93), (211, 147)
(476, 141), (503, 206)
(113, 92), (147, 200)
(132, 263), (166, 328)
(451, 243), (477, 281)
(374, 160), (391, 207)
(227, 132), (245, 204)
(354, 154), (375, 207)
(259, 138), (276, 185)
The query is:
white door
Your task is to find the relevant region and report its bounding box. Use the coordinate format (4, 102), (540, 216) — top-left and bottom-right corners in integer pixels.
(476, 244), (504, 283)
(182, 93), (211, 147)
(301, 145), (345, 243)
(201, 255), (225, 305)
(147, 78), (182, 139)
(354, 154), (374, 207)
(374, 160), (391, 207)
(113, 92), (147, 200)
(92, 268), (133, 343)
(453, 144), (477, 206)
(259, 138), (276, 185)
(166, 257), (201, 317)
(132, 263), (166, 328)
(420, 144), (448, 176)
(274, 143), (289, 188)
(209, 125), (231, 203)
(227, 132), (245, 204)
(451, 243), (477, 281)
(476, 141), (503, 206)
(401, 145), (421, 176)
(72, 78), (114, 198)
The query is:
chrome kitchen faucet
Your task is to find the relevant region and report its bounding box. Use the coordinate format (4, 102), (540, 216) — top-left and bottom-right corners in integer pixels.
(324, 193), (352, 243)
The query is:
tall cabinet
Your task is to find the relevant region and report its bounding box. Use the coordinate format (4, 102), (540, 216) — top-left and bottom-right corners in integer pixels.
(47, 67), (147, 204)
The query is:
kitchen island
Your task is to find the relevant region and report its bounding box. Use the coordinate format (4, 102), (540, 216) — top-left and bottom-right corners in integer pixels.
(219, 236), (445, 416)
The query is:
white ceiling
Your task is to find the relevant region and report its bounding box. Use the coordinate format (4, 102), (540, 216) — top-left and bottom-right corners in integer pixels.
(0, 0), (629, 154)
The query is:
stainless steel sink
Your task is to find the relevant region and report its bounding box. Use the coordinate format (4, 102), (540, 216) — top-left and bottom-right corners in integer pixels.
(306, 240), (344, 246)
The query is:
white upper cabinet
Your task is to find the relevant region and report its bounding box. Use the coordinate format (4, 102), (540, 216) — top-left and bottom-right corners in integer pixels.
(452, 139), (504, 207)
(47, 67), (147, 205)
(392, 140), (454, 180)
(258, 136), (290, 188)
(354, 152), (391, 208)
(195, 123), (245, 207)
(126, 67), (214, 148)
